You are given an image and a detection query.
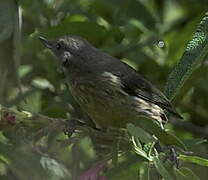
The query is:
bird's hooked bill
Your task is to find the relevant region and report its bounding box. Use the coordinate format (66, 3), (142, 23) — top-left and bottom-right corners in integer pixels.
(39, 36), (53, 49)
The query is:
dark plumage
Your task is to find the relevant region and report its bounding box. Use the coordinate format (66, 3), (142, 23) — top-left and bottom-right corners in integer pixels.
(39, 35), (181, 128)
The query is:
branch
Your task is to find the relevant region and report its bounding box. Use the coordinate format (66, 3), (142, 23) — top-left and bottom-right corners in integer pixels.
(169, 117), (208, 139)
(0, 104), (66, 136)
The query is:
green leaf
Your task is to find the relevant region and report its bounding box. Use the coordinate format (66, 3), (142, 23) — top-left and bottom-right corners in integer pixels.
(32, 77), (54, 91)
(115, 0), (156, 30)
(127, 123), (157, 144)
(139, 162), (150, 180)
(134, 148), (150, 161)
(7, 88), (37, 107)
(0, 0), (16, 42)
(89, 0), (114, 23)
(175, 167), (200, 180)
(182, 138), (207, 148)
(164, 14), (208, 99)
(20, 91), (42, 113)
(153, 156), (173, 180)
(131, 137), (150, 160)
(179, 155), (208, 167)
(134, 118), (187, 150)
(107, 156), (142, 180)
(107, 27), (124, 43)
(158, 153), (177, 179)
(18, 65), (32, 79)
(0, 161), (7, 176)
(41, 20), (107, 46)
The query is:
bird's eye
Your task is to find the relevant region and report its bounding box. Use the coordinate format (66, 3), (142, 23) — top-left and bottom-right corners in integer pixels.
(56, 43), (62, 50)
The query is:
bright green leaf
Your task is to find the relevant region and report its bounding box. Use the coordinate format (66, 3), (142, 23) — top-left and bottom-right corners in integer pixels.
(18, 65), (32, 79)
(32, 77), (54, 91)
(179, 155), (208, 167)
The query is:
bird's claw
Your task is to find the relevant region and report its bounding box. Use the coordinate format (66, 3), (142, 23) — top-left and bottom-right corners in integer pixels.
(63, 119), (86, 137)
(163, 145), (180, 168)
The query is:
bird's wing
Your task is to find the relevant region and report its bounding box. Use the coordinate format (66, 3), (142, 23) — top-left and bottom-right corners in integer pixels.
(111, 63), (182, 119)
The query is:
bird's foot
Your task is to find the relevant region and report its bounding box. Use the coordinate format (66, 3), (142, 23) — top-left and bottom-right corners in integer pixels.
(163, 145), (180, 168)
(63, 119), (86, 137)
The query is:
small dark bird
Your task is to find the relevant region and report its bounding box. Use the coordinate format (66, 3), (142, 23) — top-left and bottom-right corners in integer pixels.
(39, 35), (181, 129)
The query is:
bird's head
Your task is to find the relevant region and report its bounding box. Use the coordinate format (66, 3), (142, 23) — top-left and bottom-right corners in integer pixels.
(39, 35), (93, 68)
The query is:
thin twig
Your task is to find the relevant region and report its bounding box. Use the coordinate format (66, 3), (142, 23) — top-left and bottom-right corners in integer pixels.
(169, 117), (208, 138)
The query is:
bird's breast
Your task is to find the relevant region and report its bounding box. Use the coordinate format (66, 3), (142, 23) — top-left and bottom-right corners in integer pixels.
(67, 72), (165, 128)
(67, 73), (135, 128)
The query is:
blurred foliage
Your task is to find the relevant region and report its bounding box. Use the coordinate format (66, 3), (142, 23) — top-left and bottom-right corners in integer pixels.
(1, 0), (208, 179)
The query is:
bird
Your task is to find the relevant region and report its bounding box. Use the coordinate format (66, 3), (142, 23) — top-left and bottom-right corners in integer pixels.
(39, 35), (182, 129)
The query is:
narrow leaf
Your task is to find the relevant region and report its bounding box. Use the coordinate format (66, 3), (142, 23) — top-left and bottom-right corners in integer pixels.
(139, 162), (150, 180)
(164, 13), (208, 99)
(131, 136), (150, 160)
(179, 155), (208, 167)
(127, 123), (157, 143)
(134, 118), (187, 150)
(182, 138), (207, 148)
(175, 167), (200, 180)
(153, 156), (173, 180)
